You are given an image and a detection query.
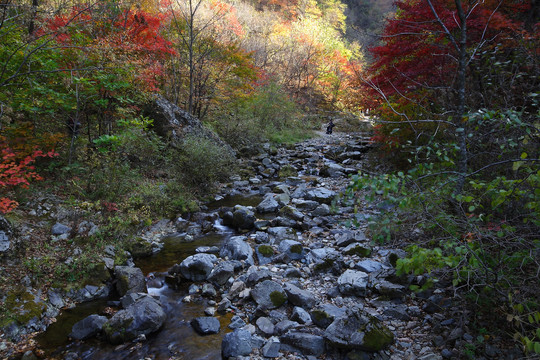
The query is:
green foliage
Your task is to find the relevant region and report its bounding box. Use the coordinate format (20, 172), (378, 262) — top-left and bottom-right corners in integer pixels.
(176, 135), (237, 191)
(209, 82), (304, 148)
(508, 294), (540, 356)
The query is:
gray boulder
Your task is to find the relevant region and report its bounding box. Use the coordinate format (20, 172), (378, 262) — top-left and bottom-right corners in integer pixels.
(278, 206), (304, 221)
(69, 314), (107, 340)
(220, 236), (254, 266)
(51, 223), (71, 236)
(114, 266), (146, 296)
(208, 261), (235, 286)
(103, 295), (166, 344)
(291, 307), (312, 324)
(256, 316), (275, 336)
(256, 194), (281, 213)
(191, 317), (220, 335)
(179, 253), (218, 282)
(267, 227), (297, 244)
(262, 337), (281, 358)
(304, 188), (336, 204)
(356, 260), (384, 273)
(232, 207), (256, 231)
(251, 280), (287, 309)
(324, 310), (394, 351)
(280, 332), (326, 356)
(310, 304), (346, 329)
(338, 270), (369, 296)
(222, 329), (252, 358)
(278, 240), (304, 261)
(283, 283), (317, 308)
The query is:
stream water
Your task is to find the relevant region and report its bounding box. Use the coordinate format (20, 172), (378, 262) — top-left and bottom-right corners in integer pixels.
(36, 202), (242, 360)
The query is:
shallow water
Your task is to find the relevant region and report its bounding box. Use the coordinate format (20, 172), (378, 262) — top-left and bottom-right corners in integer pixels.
(37, 230), (232, 359)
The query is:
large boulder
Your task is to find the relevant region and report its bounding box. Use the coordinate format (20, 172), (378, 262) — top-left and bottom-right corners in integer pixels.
(304, 188), (337, 204)
(283, 283), (317, 309)
(103, 294), (166, 344)
(324, 309), (394, 351)
(191, 317), (220, 335)
(207, 261), (235, 286)
(145, 96), (233, 155)
(69, 314), (107, 340)
(251, 280), (287, 309)
(257, 194), (281, 213)
(178, 253), (218, 282)
(231, 206), (256, 231)
(280, 332), (326, 356)
(220, 236), (254, 266)
(114, 266), (146, 296)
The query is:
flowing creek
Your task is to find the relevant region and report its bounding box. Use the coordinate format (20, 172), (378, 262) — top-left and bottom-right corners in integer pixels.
(36, 202), (244, 359)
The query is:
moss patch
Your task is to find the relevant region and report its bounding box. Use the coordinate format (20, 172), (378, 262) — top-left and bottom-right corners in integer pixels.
(269, 290), (286, 307)
(361, 320), (394, 351)
(3, 288), (46, 326)
(289, 244), (303, 254)
(258, 245), (274, 257)
(344, 245), (372, 257)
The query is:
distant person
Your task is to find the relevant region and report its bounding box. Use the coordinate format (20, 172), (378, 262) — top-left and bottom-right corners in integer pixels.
(326, 120), (335, 134)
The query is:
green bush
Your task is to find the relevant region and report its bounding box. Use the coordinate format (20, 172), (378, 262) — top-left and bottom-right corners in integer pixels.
(175, 135), (237, 191)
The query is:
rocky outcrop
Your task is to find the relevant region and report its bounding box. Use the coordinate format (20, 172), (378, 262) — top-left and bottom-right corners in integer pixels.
(103, 293), (166, 344)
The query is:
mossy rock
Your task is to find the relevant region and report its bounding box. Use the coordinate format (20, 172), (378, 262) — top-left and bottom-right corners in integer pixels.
(84, 262), (112, 286)
(127, 237), (153, 259)
(361, 320), (394, 351)
(289, 244), (303, 254)
(344, 245), (372, 257)
(269, 290), (287, 307)
(3, 288), (46, 325)
(257, 245), (274, 257)
(278, 165), (298, 178)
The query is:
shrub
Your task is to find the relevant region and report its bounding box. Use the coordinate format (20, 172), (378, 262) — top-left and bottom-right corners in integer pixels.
(175, 135), (237, 191)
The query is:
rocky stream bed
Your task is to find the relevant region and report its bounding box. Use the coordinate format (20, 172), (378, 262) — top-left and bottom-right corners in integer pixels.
(1, 131), (520, 360)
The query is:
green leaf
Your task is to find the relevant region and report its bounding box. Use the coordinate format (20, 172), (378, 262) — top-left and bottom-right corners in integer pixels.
(521, 152), (528, 159)
(534, 342), (540, 354)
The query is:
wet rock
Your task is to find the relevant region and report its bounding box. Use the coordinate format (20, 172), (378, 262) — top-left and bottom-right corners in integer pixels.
(280, 332), (326, 356)
(202, 283), (217, 297)
(103, 295), (166, 344)
(278, 240), (304, 261)
(257, 194), (281, 213)
(256, 316), (275, 336)
(208, 261), (235, 286)
(283, 282), (317, 308)
(232, 207), (256, 230)
(178, 253), (218, 282)
(127, 238), (153, 259)
(114, 266), (146, 296)
(251, 280), (287, 309)
(51, 223), (71, 236)
(69, 314), (107, 340)
(338, 270), (369, 296)
(47, 289), (64, 308)
(220, 236), (254, 266)
(222, 329), (252, 358)
(191, 317), (220, 335)
(310, 304), (346, 329)
(324, 310), (394, 351)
